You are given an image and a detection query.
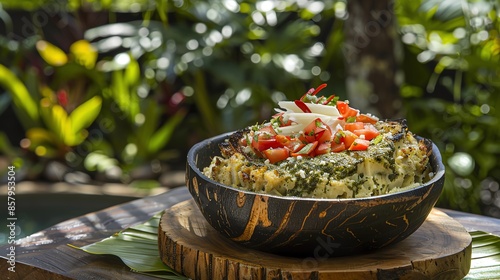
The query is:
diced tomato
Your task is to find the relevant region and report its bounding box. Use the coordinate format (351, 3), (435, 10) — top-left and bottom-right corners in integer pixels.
(303, 118), (332, 144)
(333, 130), (345, 144)
(257, 125), (277, 139)
(343, 130), (358, 148)
(290, 142), (306, 153)
(344, 122), (365, 132)
(356, 114), (378, 124)
(337, 101), (359, 118)
(275, 134), (290, 146)
(331, 142), (346, 153)
(272, 112), (293, 127)
(353, 128), (380, 141)
(251, 125), (280, 151)
(316, 142), (331, 155)
(348, 138), (370, 151)
(263, 148), (290, 163)
(252, 138), (281, 152)
(292, 141), (318, 157)
(317, 127), (332, 143)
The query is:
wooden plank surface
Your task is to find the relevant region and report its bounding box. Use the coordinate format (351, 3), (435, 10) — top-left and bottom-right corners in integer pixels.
(159, 199), (472, 280)
(1, 186), (499, 279)
(0, 187), (191, 280)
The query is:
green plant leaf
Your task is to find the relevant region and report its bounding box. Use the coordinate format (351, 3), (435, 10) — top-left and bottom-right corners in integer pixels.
(69, 95), (102, 135)
(73, 212), (187, 280)
(0, 64), (39, 125)
(464, 231), (500, 279)
(148, 109), (187, 154)
(25, 128), (61, 158)
(40, 101), (77, 146)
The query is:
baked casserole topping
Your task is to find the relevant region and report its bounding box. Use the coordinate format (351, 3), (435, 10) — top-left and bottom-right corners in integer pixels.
(203, 84), (433, 198)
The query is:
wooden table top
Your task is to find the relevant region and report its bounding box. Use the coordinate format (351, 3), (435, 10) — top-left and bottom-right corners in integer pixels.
(1, 186), (499, 279)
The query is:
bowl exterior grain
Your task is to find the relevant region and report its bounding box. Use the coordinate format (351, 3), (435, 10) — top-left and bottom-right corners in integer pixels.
(186, 133), (445, 257)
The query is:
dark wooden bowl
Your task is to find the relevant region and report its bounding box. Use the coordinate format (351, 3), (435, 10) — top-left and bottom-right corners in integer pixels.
(186, 132), (445, 257)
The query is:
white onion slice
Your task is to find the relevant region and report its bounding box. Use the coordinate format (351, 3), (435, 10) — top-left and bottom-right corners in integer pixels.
(277, 101), (340, 116)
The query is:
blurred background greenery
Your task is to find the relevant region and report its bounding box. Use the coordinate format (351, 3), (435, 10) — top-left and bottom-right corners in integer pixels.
(0, 0), (498, 218)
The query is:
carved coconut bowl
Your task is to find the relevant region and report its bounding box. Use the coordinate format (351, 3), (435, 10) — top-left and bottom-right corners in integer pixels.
(186, 132), (445, 257)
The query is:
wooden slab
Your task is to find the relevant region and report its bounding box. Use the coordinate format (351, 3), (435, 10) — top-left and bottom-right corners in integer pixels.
(159, 199), (472, 280)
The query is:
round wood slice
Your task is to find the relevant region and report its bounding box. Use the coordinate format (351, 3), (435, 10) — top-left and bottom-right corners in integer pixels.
(158, 200), (472, 280)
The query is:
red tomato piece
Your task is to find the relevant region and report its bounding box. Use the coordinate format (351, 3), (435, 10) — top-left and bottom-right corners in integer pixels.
(257, 125), (277, 139)
(272, 112), (293, 127)
(337, 101), (359, 118)
(343, 130), (358, 148)
(292, 141), (318, 157)
(344, 122), (365, 132)
(333, 130), (345, 144)
(275, 134), (290, 146)
(303, 118), (332, 144)
(263, 148), (290, 163)
(353, 128), (380, 141)
(356, 114), (378, 124)
(331, 142), (346, 153)
(348, 138), (370, 151)
(316, 142), (331, 155)
(252, 138), (281, 152)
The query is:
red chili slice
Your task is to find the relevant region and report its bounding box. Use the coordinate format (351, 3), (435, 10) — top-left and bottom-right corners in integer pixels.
(294, 100), (312, 113)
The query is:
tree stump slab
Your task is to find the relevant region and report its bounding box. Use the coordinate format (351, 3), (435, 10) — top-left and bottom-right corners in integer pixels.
(158, 199), (471, 280)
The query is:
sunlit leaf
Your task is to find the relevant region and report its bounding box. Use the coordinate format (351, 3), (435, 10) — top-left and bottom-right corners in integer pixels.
(36, 40), (68, 67)
(25, 128), (61, 158)
(73, 212), (188, 279)
(111, 70), (131, 118)
(84, 151), (119, 172)
(464, 231), (500, 279)
(0, 64), (39, 125)
(70, 40), (98, 69)
(125, 54), (140, 88)
(69, 96), (102, 135)
(148, 109), (187, 154)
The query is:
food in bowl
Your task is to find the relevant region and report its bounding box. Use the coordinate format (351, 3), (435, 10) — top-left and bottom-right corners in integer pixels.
(203, 84), (433, 198)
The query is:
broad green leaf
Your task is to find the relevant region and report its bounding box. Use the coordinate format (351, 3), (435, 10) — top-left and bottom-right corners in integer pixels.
(74, 212), (188, 279)
(0, 64), (39, 124)
(125, 54), (140, 88)
(148, 109), (187, 154)
(36, 40), (68, 67)
(111, 69), (133, 121)
(39, 100), (69, 143)
(124, 55), (140, 119)
(464, 231), (500, 279)
(69, 96), (102, 135)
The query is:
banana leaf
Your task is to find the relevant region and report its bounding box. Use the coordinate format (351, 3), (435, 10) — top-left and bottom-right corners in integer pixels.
(464, 231), (500, 280)
(73, 214), (500, 279)
(72, 212), (188, 280)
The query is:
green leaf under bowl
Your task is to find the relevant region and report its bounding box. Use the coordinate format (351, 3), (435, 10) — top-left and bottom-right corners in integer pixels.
(71, 212), (188, 280)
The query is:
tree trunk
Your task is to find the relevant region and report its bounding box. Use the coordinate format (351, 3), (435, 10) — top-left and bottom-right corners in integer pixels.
(343, 0), (402, 119)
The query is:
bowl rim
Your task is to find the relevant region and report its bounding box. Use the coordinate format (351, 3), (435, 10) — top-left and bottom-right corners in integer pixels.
(187, 131), (445, 202)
